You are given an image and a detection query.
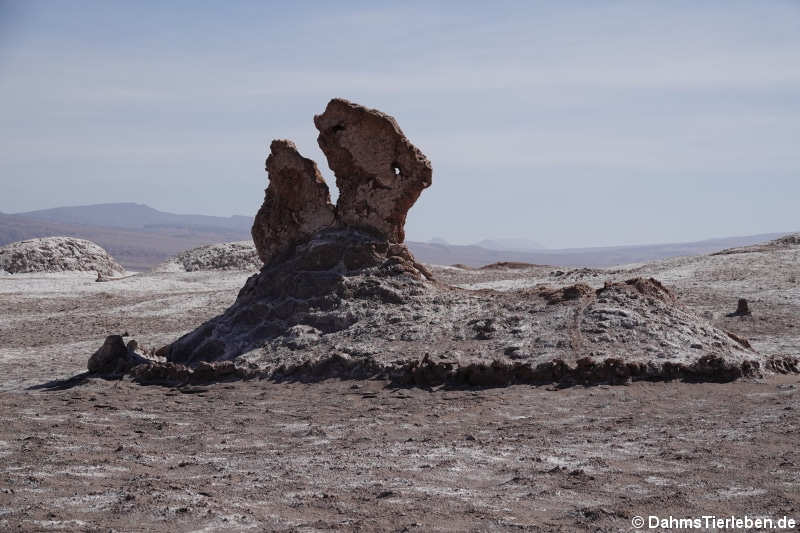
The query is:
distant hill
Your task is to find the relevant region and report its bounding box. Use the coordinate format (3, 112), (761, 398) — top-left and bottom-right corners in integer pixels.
(407, 233), (788, 268)
(17, 203), (252, 232)
(474, 237), (546, 251)
(1, 203), (792, 270)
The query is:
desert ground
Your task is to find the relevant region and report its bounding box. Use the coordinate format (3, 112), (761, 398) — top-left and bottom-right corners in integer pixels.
(0, 237), (798, 532)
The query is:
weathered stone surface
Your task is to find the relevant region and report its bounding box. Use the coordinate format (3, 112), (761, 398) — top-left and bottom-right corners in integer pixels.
(166, 228), (432, 365)
(251, 140), (337, 265)
(314, 98), (432, 243)
(0, 237), (124, 276)
(249, 100), (430, 268)
(87, 335), (128, 374)
(154, 241), (261, 272)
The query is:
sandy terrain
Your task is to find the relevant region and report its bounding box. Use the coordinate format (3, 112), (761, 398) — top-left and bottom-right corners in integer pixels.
(0, 242), (798, 531)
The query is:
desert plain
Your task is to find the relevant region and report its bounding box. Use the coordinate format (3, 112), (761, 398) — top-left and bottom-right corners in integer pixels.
(0, 233), (798, 532)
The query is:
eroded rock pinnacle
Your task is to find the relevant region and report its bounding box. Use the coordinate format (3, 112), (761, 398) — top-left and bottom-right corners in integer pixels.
(315, 98), (433, 243)
(251, 99), (432, 266)
(251, 140), (337, 265)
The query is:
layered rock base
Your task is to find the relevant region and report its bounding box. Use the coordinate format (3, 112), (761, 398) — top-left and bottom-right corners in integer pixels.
(105, 249), (797, 386)
(100, 233), (794, 387)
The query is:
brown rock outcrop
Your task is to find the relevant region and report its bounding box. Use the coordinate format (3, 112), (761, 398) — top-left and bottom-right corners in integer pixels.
(251, 140), (337, 265)
(734, 298), (751, 316)
(251, 100), (431, 265)
(314, 98), (432, 243)
(87, 335), (150, 375)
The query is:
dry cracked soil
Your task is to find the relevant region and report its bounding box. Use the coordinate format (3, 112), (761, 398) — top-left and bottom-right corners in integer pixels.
(0, 241), (799, 532)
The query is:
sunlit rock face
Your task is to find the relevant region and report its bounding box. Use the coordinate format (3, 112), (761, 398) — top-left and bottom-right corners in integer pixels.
(251, 98), (432, 267)
(314, 98), (432, 244)
(251, 139), (337, 265)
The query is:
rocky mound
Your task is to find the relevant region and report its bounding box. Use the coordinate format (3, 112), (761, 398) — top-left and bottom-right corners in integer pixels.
(155, 241), (261, 272)
(0, 237), (125, 276)
(87, 98), (793, 386)
(166, 228), (431, 364)
(771, 232), (800, 246)
(713, 232), (800, 255)
(111, 267), (781, 387)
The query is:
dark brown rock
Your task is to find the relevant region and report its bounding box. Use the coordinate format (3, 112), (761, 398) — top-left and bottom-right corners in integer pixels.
(539, 283), (595, 305)
(314, 98), (432, 243)
(725, 330), (753, 350)
(87, 335), (128, 374)
(88, 335), (149, 375)
(251, 140), (337, 265)
(598, 277), (676, 303)
(736, 298), (750, 316)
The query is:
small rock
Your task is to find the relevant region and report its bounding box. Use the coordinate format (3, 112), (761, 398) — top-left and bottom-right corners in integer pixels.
(469, 318), (497, 340)
(87, 335), (130, 374)
(728, 298), (751, 317)
(284, 325), (323, 350)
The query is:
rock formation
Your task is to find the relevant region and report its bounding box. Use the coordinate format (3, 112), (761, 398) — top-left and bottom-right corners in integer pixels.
(773, 232), (800, 246)
(87, 98), (786, 387)
(251, 140), (337, 265)
(0, 237), (125, 276)
(88, 335), (150, 375)
(250, 99), (432, 266)
(315, 98), (432, 243)
(146, 99), (434, 368)
(154, 241), (261, 272)
(728, 298), (751, 317)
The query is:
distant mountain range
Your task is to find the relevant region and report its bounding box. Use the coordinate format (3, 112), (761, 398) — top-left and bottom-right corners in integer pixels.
(17, 203), (252, 232)
(0, 203), (791, 270)
(473, 238), (546, 251)
(407, 233), (787, 268)
(1, 204), (253, 271)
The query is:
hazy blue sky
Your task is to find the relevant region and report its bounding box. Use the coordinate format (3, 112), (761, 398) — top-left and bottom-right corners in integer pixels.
(1, 1), (798, 247)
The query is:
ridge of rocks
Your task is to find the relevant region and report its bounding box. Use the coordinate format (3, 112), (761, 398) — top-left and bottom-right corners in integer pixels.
(712, 232), (800, 255)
